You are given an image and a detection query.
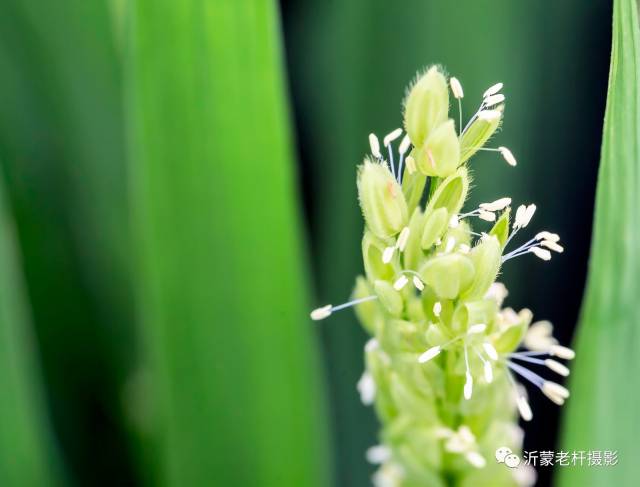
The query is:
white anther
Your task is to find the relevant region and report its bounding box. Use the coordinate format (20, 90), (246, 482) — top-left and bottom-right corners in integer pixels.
(445, 236), (456, 253)
(550, 345), (575, 360)
(541, 240), (564, 253)
(536, 231), (560, 242)
(449, 214), (460, 228)
(480, 197), (512, 212)
(366, 445), (391, 465)
(382, 246), (395, 264)
(545, 359), (570, 377)
(467, 323), (487, 334)
(464, 372), (474, 400)
(365, 338), (379, 353)
(530, 247), (552, 261)
(478, 109), (501, 121)
(393, 275), (409, 291)
(310, 305), (332, 321)
(522, 204), (537, 227)
(369, 133), (381, 158)
(450, 76), (464, 99)
(433, 301), (442, 317)
(479, 210), (496, 222)
(483, 82), (504, 98)
(383, 128), (403, 147)
(483, 342), (499, 361)
(396, 226), (410, 251)
(523, 320), (557, 351)
(466, 451), (486, 468)
(357, 371), (376, 405)
(412, 276), (425, 291)
(484, 361), (494, 383)
(542, 381), (570, 405)
(405, 155), (416, 174)
(498, 147), (517, 166)
(459, 243), (471, 254)
(418, 345), (441, 363)
(516, 395), (533, 421)
(398, 134), (411, 155)
(514, 205), (527, 228)
(484, 93), (505, 107)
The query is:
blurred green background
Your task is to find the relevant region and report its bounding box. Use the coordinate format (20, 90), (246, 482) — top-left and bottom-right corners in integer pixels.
(0, 0), (613, 486)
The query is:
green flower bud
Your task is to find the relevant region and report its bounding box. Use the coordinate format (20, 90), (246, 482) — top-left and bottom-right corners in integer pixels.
(426, 167), (469, 216)
(419, 253), (475, 299)
(403, 66), (449, 147)
(357, 158), (408, 239)
(460, 108), (502, 163)
(362, 231), (396, 281)
(421, 207), (449, 249)
(414, 120), (460, 177)
(489, 207), (511, 248)
(402, 208), (426, 271)
(493, 308), (533, 353)
(374, 279), (403, 316)
(402, 168), (427, 214)
(461, 236), (502, 300)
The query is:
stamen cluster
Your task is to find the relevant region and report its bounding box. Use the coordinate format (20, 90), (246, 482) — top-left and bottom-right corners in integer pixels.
(311, 66), (573, 487)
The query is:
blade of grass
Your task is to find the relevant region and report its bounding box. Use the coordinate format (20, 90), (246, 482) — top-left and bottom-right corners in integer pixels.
(558, 0), (640, 485)
(126, 1), (331, 485)
(0, 172), (63, 486)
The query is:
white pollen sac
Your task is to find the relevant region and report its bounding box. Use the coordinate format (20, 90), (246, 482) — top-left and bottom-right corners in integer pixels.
(449, 214), (460, 228)
(523, 320), (557, 351)
(514, 205), (527, 228)
(357, 370), (376, 406)
(366, 445), (391, 465)
(418, 345), (441, 363)
(541, 240), (564, 253)
(478, 109), (501, 121)
(516, 395), (533, 422)
(466, 451), (486, 469)
(445, 236), (456, 253)
(365, 338), (379, 353)
(498, 146), (517, 167)
(459, 243), (471, 254)
(383, 128), (403, 147)
(545, 359), (570, 377)
(412, 276), (425, 291)
(369, 133), (382, 158)
(467, 323), (487, 334)
(484, 361), (494, 383)
(483, 82), (504, 98)
(550, 344), (576, 360)
(530, 247), (552, 261)
(393, 275), (409, 291)
(522, 204), (537, 227)
(433, 301), (442, 317)
(479, 210), (496, 222)
(450, 76), (464, 99)
(484, 93), (505, 107)
(480, 197), (512, 212)
(483, 342), (499, 361)
(542, 381), (570, 405)
(382, 246), (395, 264)
(464, 372), (474, 400)
(405, 155), (417, 174)
(396, 226), (411, 251)
(310, 304), (332, 321)
(399, 134), (411, 155)
(536, 231), (560, 242)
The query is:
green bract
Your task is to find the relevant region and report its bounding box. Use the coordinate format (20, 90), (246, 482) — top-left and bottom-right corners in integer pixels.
(312, 66), (572, 487)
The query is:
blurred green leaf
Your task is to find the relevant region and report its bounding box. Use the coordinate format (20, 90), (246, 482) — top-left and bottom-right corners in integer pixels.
(0, 1), (136, 484)
(0, 174), (62, 486)
(127, 1), (331, 485)
(558, 0), (640, 485)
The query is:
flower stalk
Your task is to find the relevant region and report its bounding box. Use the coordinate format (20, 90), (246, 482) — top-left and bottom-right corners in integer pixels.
(312, 66), (573, 487)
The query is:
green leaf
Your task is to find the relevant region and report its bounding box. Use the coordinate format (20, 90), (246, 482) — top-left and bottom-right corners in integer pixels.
(558, 0), (640, 485)
(127, 1), (331, 486)
(0, 174), (62, 486)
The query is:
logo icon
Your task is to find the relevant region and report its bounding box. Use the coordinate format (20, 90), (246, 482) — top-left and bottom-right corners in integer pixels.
(496, 447), (521, 468)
